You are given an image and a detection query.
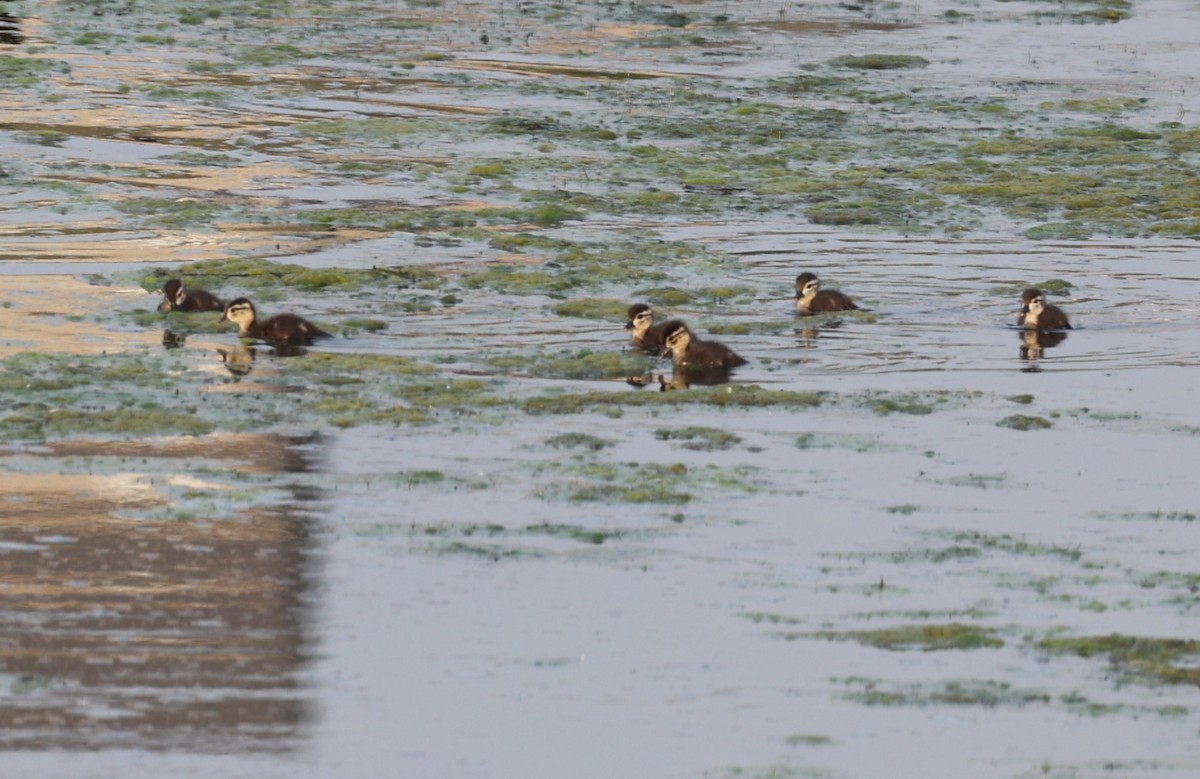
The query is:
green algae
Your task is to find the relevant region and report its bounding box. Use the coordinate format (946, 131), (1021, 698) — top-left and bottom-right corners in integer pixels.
(524, 524), (621, 545)
(545, 433), (614, 451)
(0, 54), (68, 86)
(522, 385), (823, 416)
(1038, 634), (1200, 686)
(997, 414), (1053, 431)
(830, 54), (930, 70)
(654, 426), (742, 451)
(487, 349), (654, 381)
(816, 623), (1004, 651)
(140, 257), (429, 297)
(840, 678), (1050, 708)
(553, 298), (629, 320)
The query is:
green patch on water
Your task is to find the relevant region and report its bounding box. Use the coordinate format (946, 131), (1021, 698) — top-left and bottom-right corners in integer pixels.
(523, 385), (823, 416)
(1038, 634), (1200, 686)
(839, 677), (1050, 708)
(139, 257), (434, 297)
(997, 414), (1053, 431)
(524, 523), (622, 545)
(944, 531), (1083, 561)
(654, 426), (742, 451)
(545, 432), (614, 451)
(0, 54), (68, 86)
(816, 623), (1004, 651)
(830, 54), (930, 70)
(1093, 509), (1197, 523)
(554, 298), (631, 320)
(488, 349), (655, 380)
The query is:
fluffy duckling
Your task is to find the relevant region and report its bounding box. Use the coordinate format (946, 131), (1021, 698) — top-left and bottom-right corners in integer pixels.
(625, 303), (672, 352)
(158, 279), (224, 313)
(220, 297), (330, 344)
(794, 272), (858, 315)
(1018, 288), (1072, 330)
(658, 321), (746, 369)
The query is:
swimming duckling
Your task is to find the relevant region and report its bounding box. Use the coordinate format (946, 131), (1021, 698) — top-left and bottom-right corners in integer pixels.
(220, 297), (331, 344)
(1018, 288), (1072, 330)
(625, 303), (672, 352)
(158, 279), (224, 313)
(658, 321), (746, 369)
(794, 272), (858, 315)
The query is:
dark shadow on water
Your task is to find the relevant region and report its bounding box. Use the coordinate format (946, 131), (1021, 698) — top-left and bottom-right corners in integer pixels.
(0, 433), (325, 753)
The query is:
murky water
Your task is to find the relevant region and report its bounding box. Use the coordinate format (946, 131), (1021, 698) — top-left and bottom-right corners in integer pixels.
(2, 1), (1200, 778)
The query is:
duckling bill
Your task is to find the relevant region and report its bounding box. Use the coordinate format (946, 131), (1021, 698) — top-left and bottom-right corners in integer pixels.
(220, 297), (331, 344)
(625, 302), (671, 352)
(794, 272), (857, 315)
(158, 278), (224, 313)
(658, 321), (746, 369)
(1018, 288), (1071, 330)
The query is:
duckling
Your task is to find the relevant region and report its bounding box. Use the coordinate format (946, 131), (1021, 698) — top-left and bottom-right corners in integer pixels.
(625, 303), (672, 352)
(220, 297), (331, 344)
(794, 272), (858, 315)
(1018, 288), (1072, 330)
(158, 279), (224, 313)
(658, 321), (746, 369)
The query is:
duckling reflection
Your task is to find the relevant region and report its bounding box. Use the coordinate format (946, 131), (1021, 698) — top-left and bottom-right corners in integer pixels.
(217, 343), (257, 377)
(794, 319), (845, 349)
(161, 329), (187, 350)
(657, 365), (736, 391)
(158, 279), (224, 313)
(1019, 328), (1068, 362)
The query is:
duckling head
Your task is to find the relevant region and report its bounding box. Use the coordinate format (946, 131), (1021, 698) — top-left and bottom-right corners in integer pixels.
(1020, 288), (1045, 317)
(794, 272), (820, 301)
(220, 297), (258, 334)
(158, 279), (186, 312)
(658, 320), (692, 361)
(625, 303), (654, 333)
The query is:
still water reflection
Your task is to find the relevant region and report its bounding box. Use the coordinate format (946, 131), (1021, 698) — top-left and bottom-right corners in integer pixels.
(0, 434), (322, 753)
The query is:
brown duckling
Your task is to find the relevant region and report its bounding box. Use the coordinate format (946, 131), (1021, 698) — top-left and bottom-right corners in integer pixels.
(158, 279), (224, 313)
(1018, 288), (1072, 330)
(220, 297), (331, 344)
(794, 272), (858, 315)
(625, 303), (672, 352)
(658, 321), (746, 369)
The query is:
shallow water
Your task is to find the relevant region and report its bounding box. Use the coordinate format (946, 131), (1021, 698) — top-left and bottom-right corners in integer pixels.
(2, 1), (1200, 778)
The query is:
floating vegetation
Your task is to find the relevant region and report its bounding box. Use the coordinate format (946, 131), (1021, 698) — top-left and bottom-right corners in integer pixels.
(813, 623), (1004, 651)
(522, 386), (824, 416)
(839, 678), (1051, 708)
(997, 414), (1053, 431)
(829, 54), (931, 70)
(545, 432), (614, 451)
(1038, 634), (1200, 686)
(654, 426), (742, 451)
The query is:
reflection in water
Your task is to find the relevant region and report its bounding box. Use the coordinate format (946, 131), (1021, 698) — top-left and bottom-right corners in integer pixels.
(626, 366), (737, 391)
(0, 13), (23, 45)
(794, 319), (845, 349)
(162, 329), (187, 349)
(0, 434), (323, 753)
(1019, 328), (1068, 365)
(218, 342), (258, 377)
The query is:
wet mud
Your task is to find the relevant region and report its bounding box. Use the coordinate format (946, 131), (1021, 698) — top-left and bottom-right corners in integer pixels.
(2, 1), (1200, 777)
